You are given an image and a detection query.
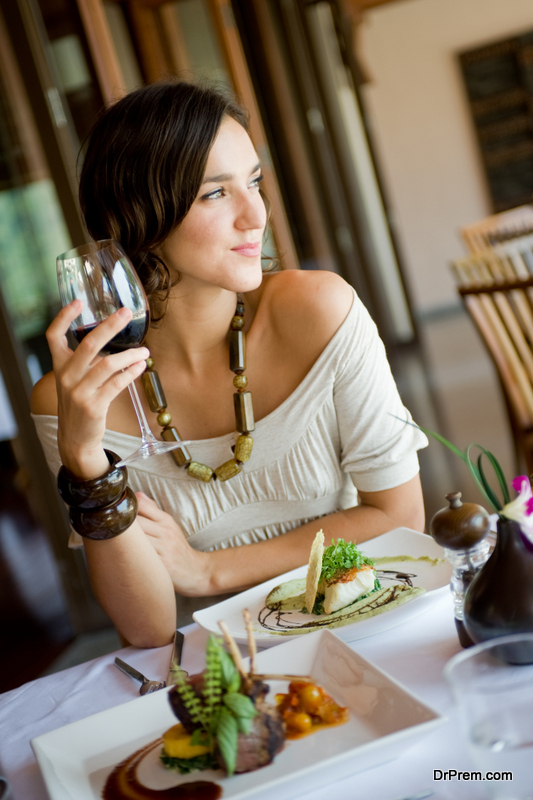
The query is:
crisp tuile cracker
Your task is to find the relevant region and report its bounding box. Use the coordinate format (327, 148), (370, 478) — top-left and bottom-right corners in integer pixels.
(305, 529), (324, 613)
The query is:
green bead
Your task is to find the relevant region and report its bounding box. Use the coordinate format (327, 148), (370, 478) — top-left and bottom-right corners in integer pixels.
(188, 462), (214, 482)
(234, 434), (253, 462)
(230, 315), (245, 330)
(233, 374), (248, 390)
(146, 356), (155, 369)
(157, 411), (172, 427)
(214, 459), (241, 481)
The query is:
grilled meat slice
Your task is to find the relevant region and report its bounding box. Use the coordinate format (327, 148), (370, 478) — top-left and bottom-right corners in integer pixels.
(219, 695), (286, 774)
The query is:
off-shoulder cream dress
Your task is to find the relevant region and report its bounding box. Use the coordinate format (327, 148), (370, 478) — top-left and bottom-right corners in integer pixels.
(32, 289), (427, 622)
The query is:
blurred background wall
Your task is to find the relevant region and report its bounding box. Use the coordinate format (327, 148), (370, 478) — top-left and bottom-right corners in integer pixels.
(359, 0), (533, 314)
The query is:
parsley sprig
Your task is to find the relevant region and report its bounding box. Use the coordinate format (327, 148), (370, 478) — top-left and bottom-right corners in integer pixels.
(320, 539), (374, 582)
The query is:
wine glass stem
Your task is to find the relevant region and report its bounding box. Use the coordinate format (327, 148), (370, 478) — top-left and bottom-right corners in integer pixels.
(127, 381), (159, 444)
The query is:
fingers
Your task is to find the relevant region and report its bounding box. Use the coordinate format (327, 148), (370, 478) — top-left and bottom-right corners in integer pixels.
(66, 307), (136, 372)
(46, 300), (83, 370)
(88, 356), (149, 409)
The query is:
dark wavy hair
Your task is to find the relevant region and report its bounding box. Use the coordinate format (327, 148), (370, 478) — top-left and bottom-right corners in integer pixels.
(78, 81), (250, 321)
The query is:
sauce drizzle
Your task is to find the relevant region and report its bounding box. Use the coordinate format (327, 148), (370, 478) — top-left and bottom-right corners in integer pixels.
(102, 738), (221, 800)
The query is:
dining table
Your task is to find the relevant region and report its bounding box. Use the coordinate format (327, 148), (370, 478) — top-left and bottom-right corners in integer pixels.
(0, 582), (506, 800)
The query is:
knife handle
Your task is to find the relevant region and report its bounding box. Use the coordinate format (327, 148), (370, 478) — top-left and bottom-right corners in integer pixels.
(167, 630), (186, 684)
(114, 657), (146, 684)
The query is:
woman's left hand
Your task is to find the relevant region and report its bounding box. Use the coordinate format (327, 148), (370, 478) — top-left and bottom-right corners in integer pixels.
(135, 492), (210, 596)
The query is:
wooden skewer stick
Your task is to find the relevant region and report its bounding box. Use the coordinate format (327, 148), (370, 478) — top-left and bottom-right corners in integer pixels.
(217, 620), (248, 682)
(243, 608), (256, 674)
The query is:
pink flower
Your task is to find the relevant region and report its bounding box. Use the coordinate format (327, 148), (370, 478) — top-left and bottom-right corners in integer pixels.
(502, 476), (533, 542)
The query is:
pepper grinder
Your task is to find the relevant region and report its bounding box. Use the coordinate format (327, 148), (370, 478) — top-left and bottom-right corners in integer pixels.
(430, 492), (491, 648)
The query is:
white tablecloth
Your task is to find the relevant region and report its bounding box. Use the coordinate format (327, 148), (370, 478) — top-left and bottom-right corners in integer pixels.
(0, 592), (498, 800)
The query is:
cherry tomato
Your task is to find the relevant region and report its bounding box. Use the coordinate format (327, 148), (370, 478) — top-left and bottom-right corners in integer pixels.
(298, 684), (323, 714)
(286, 712), (312, 734)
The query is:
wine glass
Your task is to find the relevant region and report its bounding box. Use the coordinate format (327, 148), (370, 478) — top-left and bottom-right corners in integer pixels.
(56, 239), (188, 466)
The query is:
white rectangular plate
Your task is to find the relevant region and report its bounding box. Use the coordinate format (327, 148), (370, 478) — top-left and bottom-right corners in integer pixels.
(31, 630), (444, 800)
(194, 528), (452, 646)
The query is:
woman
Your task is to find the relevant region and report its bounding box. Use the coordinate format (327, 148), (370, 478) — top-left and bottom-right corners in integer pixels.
(31, 81), (427, 647)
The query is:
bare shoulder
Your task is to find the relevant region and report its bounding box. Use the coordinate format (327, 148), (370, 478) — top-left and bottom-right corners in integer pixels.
(30, 371), (58, 416)
(259, 270), (353, 345)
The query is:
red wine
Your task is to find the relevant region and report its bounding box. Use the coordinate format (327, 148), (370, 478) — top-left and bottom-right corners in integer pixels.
(72, 314), (149, 354)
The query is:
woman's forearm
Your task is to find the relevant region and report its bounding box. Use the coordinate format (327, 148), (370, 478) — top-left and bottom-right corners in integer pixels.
(202, 475), (425, 596)
(84, 521), (177, 647)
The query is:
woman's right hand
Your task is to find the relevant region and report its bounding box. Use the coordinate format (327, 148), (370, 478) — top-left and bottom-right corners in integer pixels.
(45, 299), (149, 479)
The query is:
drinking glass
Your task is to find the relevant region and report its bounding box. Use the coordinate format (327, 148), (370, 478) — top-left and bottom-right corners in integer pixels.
(57, 239), (188, 465)
(444, 633), (533, 799)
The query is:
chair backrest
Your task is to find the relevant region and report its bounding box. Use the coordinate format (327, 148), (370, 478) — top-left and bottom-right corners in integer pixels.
(451, 243), (533, 438)
(460, 205), (533, 253)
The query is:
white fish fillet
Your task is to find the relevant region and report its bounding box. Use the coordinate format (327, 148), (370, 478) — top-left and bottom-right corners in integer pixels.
(321, 565), (376, 615)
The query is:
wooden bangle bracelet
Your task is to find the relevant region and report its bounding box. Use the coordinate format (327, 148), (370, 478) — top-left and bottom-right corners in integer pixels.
(57, 450), (127, 510)
(69, 487), (138, 540)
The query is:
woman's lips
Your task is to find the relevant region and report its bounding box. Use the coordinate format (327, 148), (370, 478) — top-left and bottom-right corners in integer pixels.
(232, 242), (261, 257)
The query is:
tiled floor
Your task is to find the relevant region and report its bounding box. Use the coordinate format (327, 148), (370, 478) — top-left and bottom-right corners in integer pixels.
(0, 305), (517, 689)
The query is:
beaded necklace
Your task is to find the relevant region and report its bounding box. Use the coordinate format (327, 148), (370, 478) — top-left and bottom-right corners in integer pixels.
(141, 295), (254, 482)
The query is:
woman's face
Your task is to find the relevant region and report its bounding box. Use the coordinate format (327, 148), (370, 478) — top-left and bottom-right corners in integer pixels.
(159, 116), (267, 293)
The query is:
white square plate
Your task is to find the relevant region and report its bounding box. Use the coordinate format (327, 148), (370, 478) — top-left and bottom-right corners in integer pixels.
(31, 630), (444, 800)
(194, 528), (452, 646)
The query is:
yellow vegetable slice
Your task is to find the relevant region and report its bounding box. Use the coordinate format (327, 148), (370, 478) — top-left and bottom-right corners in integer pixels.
(305, 529), (324, 613)
(162, 723), (211, 759)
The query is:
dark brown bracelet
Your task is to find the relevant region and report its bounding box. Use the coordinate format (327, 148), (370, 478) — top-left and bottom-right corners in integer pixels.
(69, 487), (138, 540)
(57, 450), (127, 510)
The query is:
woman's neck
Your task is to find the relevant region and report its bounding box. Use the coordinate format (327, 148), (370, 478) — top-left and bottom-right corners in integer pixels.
(144, 286), (238, 373)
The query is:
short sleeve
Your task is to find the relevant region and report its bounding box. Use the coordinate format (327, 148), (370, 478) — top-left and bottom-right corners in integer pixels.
(334, 294), (428, 492)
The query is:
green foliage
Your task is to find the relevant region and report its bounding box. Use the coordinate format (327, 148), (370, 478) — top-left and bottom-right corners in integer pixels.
(160, 751), (219, 774)
(203, 635), (224, 722)
(311, 593), (325, 615)
(173, 668), (209, 731)
(223, 692), (257, 735)
(216, 707), (239, 777)
(392, 415), (510, 512)
(172, 634), (258, 777)
(320, 539), (375, 582)
(218, 647), (241, 693)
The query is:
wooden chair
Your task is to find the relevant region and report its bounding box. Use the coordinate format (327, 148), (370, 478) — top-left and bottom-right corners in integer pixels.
(460, 205), (533, 253)
(451, 237), (533, 474)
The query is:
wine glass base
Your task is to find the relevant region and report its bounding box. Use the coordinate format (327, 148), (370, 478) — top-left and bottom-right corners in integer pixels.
(116, 440), (191, 467)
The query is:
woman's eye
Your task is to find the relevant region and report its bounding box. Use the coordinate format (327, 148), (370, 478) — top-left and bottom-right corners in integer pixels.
(202, 187), (224, 200)
(250, 174), (264, 189)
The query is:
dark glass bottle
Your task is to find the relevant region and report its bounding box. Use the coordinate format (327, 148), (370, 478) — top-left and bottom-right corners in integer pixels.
(464, 517), (533, 663)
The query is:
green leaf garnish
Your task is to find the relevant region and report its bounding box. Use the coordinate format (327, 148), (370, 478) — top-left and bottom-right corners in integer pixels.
(216, 707), (239, 776)
(320, 539), (374, 583)
(171, 633), (260, 776)
(223, 691), (258, 720)
(160, 752), (218, 774)
(219, 647), (240, 692)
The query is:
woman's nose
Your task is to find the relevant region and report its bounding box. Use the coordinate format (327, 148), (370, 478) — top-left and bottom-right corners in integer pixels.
(236, 191), (266, 231)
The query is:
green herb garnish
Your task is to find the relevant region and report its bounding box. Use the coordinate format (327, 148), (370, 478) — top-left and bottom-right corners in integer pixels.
(171, 635), (258, 776)
(320, 539), (374, 583)
(160, 752), (219, 774)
